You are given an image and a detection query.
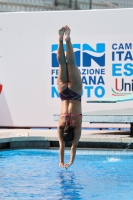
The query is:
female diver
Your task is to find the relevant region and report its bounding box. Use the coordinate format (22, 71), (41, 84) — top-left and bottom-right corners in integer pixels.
(57, 25), (82, 169)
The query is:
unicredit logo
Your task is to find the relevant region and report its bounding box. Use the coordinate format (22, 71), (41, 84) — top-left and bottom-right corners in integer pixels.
(0, 84), (3, 94)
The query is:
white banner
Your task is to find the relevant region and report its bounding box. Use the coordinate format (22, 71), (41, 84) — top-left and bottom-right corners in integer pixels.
(0, 9), (133, 127)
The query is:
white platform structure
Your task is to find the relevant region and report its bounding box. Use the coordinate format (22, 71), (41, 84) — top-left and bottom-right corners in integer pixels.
(86, 95), (133, 136)
(54, 110), (133, 136)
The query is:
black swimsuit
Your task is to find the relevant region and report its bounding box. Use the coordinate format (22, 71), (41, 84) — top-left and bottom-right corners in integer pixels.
(59, 87), (81, 101)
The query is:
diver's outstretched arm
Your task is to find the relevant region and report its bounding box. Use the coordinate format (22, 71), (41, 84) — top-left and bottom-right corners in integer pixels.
(58, 128), (65, 168)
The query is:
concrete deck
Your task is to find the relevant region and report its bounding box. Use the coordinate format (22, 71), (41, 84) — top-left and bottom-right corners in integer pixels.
(0, 128), (133, 150)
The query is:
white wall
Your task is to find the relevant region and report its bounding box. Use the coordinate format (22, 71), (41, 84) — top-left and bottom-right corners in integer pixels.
(0, 9), (133, 127)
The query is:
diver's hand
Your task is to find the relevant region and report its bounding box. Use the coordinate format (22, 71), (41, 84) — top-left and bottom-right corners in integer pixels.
(59, 162), (65, 168)
(65, 161), (73, 170)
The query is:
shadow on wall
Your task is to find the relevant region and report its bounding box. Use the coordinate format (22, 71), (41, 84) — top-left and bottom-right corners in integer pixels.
(0, 90), (14, 127)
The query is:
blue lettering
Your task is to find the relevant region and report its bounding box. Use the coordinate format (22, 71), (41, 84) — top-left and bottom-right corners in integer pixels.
(94, 86), (105, 98)
(51, 70), (55, 75)
(82, 69), (86, 75)
(51, 86), (59, 98)
(90, 69), (95, 74)
(119, 43), (124, 50)
(56, 70), (58, 75)
(124, 51), (133, 61)
(95, 69), (100, 74)
(112, 43), (117, 50)
(116, 51), (124, 61)
(84, 86), (105, 98)
(112, 64), (122, 76)
(112, 43), (132, 50)
(125, 43), (132, 50)
(112, 52), (115, 61)
(79, 68), (105, 75)
(124, 63), (133, 76)
(82, 76), (105, 85)
(89, 76), (96, 85)
(84, 86), (93, 97)
(51, 76), (57, 85)
(51, 77), (54, 85)
(51, 69), (58, 75)
(82, 76), (87, 84)
(101, 69), (105, 75)
(97, 76), (105, 85)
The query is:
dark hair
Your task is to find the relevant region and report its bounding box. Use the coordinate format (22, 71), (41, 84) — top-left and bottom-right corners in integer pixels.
(63, 125), (74, 143)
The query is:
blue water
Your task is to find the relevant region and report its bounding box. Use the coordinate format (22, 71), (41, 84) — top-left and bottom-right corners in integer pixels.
(0, 150), (133, 200)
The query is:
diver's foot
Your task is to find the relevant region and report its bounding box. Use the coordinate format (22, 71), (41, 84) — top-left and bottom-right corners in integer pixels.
(64, 25), (70, 41)
(58, 27), (65, 41)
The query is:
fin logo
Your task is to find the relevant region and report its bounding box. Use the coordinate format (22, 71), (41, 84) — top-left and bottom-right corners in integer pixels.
(52, 44), (81, 67)
(52, 43), (105, 67)
(0, 84), (3, 94)
(83, 43), (105, 67)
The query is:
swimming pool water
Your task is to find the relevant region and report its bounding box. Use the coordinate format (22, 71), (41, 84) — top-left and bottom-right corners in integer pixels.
(0, 149), (133, 200)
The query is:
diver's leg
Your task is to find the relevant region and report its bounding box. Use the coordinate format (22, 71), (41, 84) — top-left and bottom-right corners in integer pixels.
(65, 26), (82, 94)
(57, 27), (68, 93)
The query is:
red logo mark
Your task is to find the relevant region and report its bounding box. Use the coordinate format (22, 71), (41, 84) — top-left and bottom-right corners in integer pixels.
(0, 84), (3, 94)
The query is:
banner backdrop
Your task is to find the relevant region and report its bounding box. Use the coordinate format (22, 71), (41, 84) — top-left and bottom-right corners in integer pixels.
(0, 9), (133, 127)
